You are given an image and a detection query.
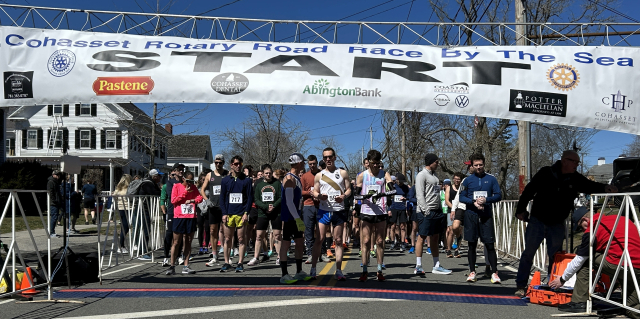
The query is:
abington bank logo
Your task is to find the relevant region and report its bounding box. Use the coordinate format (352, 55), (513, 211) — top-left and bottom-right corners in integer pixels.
(303, 79), (381, 98)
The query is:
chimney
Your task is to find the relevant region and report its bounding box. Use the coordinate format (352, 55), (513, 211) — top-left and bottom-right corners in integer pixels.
(165, 123), (173, 134)
(598, 157), (605, 166)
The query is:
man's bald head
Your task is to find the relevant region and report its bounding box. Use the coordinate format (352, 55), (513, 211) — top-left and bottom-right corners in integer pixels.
(561, 150), (581, 174)
(562, 150), (579, 160)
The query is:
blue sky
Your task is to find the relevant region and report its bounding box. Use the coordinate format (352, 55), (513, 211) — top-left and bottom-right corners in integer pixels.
(5, 0), (640, 169)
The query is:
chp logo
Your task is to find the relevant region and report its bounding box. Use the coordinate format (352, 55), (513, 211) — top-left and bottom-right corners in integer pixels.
(547, 63), (580, 91)
(595, 90), (636, 125)
(509, 89), (568, 117)
(92, 76), (155, 95)
(47, 49), (76, 77)
(211, 73), (249, 95)
(4, 71), (34, 99)
(433, 94), (450, 106)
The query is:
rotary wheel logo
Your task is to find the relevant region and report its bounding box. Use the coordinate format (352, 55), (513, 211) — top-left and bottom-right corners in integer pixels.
(547, 63), (580, 91)
(47, 49), (76, 77)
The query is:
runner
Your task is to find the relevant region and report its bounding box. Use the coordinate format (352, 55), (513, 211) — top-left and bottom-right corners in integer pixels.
(301, 155), (322, 263)
(354, 150), (395, 282)
(414, 153), (452, 276)
(166, 171), (202, 275)
(310, 147), (352, 281)
(196, 170), (212, 256)
(200, 155), (228, 267)
(248, 164), (282, 266)
(162, 163), (184, 266)
(406, 181), (418, 254)
(279, 152), (312, 284)
(219, 155), (253, 273)
(388, 173), (409, 252)
(459, 153), (502, 283)
(445, 172), (464, 258)
(352, 158), (369, 254)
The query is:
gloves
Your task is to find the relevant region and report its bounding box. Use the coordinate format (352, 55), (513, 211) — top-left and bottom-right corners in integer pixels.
(295, 218), (305, 232)
(354, 193), (374, 201)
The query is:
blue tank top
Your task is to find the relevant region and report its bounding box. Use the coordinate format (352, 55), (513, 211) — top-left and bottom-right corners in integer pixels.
(280, 172), (303, 222)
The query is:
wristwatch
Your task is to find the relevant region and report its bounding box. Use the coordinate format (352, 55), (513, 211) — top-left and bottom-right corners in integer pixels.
(559, 276), (566, 284)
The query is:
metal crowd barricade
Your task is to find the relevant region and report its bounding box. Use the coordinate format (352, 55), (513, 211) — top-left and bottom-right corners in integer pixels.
(95, 194), (163, 282)
(587, 193), (640, 316)
(492, 200), (549, 272)
(0, 190), (51, 300)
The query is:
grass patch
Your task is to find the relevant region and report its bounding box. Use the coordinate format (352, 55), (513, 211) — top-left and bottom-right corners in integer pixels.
(0, 216), (47, 234)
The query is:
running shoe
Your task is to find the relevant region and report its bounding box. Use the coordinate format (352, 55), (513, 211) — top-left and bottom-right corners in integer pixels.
(467, 271), (477, 282)
(165, 266), (175, 275)
(247, 258), (259, 266)
(432, 266), (452, 274)
(275, 258), (280, 265)
(381, 263), (386, 270)
(182, 266), (196, 274)
(454, 250), (461, 258)
(426, 247), (431, 255)
(235, 264), (244, 272)
(268, 250), (275, 257)
(117, 247), (129, 254)
(370, 250), (376, 258)
(162, 258), (170, 267)
(335, 270), (346, 281)
(446, 250), (453, 258)
(310, 268), (317, 280)
(234, 248), (239, 257)
(320, 255), (330, 262)
(452, 237), (458, 250)
(178, 256), (185, 265)
(218, 247), (224, 254)
(293, 271), (312, 281)
(305, 255), (313, 264)
(408, 246), (415, 254)
(326, 249), (335, 258)
(377, 271), (386, 282)
(389, 243), (396, 250)
(198, 248), (204, 255)
(220, 263), (232, 272)
(280, 274), (298, 284)
(400, 243), (405, 252)
(331, 243), (336, 249)
(205, 258), (217, 267)
(358, 250), (362, 257)
(138, 254), (152, 261)
(358, 272), (368, 282)
(514, 287), (527, 298)
(342, 243), (348, 250)
(385, 237), (390, 243)
(261, 255), (270, 263)
(414, 265), (425, 275)
(491, 273), (502, 284)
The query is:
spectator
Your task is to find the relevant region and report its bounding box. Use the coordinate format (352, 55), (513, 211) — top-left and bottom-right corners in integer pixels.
(113, 174), (132, 254)
(82, 180), (98, 225)
(47, 170), (63, 238)
(69, 188), (82, 234)
(136, 169), (163, 260)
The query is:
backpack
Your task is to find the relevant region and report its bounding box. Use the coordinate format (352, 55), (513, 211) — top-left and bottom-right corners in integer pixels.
(127, 179), (143, 195)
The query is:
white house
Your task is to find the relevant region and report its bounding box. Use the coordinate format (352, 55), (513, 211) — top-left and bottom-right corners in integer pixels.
(4, 102), (171, 191)
(167, 134), (213, 177)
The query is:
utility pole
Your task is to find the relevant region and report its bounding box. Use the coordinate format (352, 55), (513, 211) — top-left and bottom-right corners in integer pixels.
(401, 111), (406, 177)
(369, 126), (373, 150)
(361, 146), (364, 165)
(149, 102), (157, 170)
(516, 0), (531, 194)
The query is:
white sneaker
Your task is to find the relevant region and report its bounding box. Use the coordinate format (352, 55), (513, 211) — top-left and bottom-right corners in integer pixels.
(275, 258), (280, 265)
(162, 258), (170, 267)
(280, 274), (297, 284)
(432, 265), (452, 275)
(467, 271), (477, 282)
(117, 247), (129, 254)
(234, 248), (239, 257)
(491, 273), (501, 284)
(132, 245), (138, 251)
(178, 256), (185, 265)
(293, 271), (312, 281)
(206, 257), (217, 267)
(247, 258), (259, 266)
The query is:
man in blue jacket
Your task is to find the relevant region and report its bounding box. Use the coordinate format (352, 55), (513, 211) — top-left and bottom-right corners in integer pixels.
(459, 153), (502, 284)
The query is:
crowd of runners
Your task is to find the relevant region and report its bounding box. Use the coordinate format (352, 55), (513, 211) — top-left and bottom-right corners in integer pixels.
(144, 148), (504, 285)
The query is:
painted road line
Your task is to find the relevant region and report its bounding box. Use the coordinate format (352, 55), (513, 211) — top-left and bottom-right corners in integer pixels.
(101, 264), (144, 277)
(310, 258), (335, 286)
(0, 299), (14, 305)
(60, 297), (393, 319)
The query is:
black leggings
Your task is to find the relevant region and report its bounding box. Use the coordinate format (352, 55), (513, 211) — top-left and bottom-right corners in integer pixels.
(197, 214), (210, 248)
(468, 241), (498, 274)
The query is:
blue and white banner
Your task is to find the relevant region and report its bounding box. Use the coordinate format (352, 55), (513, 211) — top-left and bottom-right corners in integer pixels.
(0, 26), (638, 134)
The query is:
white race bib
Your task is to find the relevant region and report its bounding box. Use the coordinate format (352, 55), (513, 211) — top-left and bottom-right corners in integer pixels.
(394, 195), (404, 203)
(212, 185), (221, 195)
(230, 193), (243, 204)
(327, 189), (341, 202)
(180, 203), (195, 215)
(473, 191), (488, 199)
(262, 192), (274, 202)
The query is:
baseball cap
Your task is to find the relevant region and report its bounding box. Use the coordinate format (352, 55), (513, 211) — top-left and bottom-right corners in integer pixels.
(172, 163), (185, 170)
(391, 175), (397, 181)
(149, 169), (164, 176)
(396, 173), (406, 182)
(443, 179), (451, 185)
(52, 170), (60, 176)
(288, 152), (305, 164)
(464, 160), (472, 166)
(572, 207), (589, 231)
(215, 154), (225, 161)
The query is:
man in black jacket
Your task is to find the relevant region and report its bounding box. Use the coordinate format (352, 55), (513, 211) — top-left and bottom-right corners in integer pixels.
(136, 169), (163, 260)
(47, 170), (63, 238)
(514, 150), (617, 296)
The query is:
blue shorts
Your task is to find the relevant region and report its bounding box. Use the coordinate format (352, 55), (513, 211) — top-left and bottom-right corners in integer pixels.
(416, 210), (446, 237)
(173, 217), (197, 234)
(317, 209), (347, 226)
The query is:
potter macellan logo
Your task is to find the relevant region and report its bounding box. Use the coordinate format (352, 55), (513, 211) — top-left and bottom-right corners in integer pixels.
(303, 79), (381, 97)
(509, 89), (568, 117)
(4, 71), (34, 99)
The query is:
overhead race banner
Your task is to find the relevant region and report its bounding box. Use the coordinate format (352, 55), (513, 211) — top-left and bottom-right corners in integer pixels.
(0, 26), (638, 134)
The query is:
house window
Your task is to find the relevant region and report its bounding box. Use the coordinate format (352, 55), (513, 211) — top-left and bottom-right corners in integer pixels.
(51, 131), (63, 149)
(106, 130), (116, 149)
(53, 105), (63, 115)
(27, 130), (37, 148)
(80, 130), (91, 148)
(188, 166), (199, 176)
(80, 104), (91, 115)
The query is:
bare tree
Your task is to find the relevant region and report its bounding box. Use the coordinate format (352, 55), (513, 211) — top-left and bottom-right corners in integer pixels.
(623, 136), (640, 157)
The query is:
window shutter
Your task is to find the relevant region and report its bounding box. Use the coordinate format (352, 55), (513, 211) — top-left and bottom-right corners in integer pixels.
(47, 129), (51, 149)
(90, 129), (96, 149)
(63, 130), (69, 152)
(75, 104), (80, 116)
(75, 129), (80, 149)
(90, 104), (97, 116)
(21, 129), (27, 149)
(63, 104), (69, 117)
(47, 105), (53, 116)
(37, 129), (43, 149)
(100, 130), (106, 149)
(116, 131), (122, 149)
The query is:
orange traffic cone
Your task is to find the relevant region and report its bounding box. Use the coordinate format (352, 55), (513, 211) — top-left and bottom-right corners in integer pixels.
(19, 267), (38, 294)
(527, 271), (541, 295)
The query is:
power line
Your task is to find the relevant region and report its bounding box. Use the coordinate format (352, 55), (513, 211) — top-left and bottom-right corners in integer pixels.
(587, 0), (640, 23)
(196, 0), (242, 16)
(299, 113), (377, 133)
(398, 0), (415, 42)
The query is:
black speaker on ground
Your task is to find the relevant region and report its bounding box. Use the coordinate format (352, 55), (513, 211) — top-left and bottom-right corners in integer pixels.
(610, 157), (640, 207)
(49, 252), (99, 285)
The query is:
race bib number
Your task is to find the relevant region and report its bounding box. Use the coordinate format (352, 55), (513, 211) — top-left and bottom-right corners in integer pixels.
(474, 191), (488, 199)
(212, 185), (221, 195)
(327, 190), (341, 202)
(180, 203), (195, 215)
(367, 185), (381, 195)
(394, 195), (404, 203)
(262, 192), (274, 202)
(230, 193), (243, 204)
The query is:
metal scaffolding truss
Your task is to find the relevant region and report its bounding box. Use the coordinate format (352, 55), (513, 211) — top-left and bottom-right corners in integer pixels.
(0, 4), (639, 47)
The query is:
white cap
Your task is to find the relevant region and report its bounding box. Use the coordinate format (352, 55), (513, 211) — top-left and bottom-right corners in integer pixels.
(391, 175), (397, 181)
(288, 152), (305, 164)
(149, 169), (163, 176)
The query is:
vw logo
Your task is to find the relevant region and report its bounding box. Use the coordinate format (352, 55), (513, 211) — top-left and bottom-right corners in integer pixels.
(455, 95), (469, 108)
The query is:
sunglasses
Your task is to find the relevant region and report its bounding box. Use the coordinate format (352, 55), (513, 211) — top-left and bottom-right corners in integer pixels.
(231, 162), (242, 166)
(215, 161), (224, 165)
(322, 156), (335, 159)
(186, 179), (195, 183)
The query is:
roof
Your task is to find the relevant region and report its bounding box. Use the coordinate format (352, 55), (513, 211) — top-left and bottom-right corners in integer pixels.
(586, 163), (614, 183)
(168, 135), (212, 161)
(115, 103), (153, 125)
